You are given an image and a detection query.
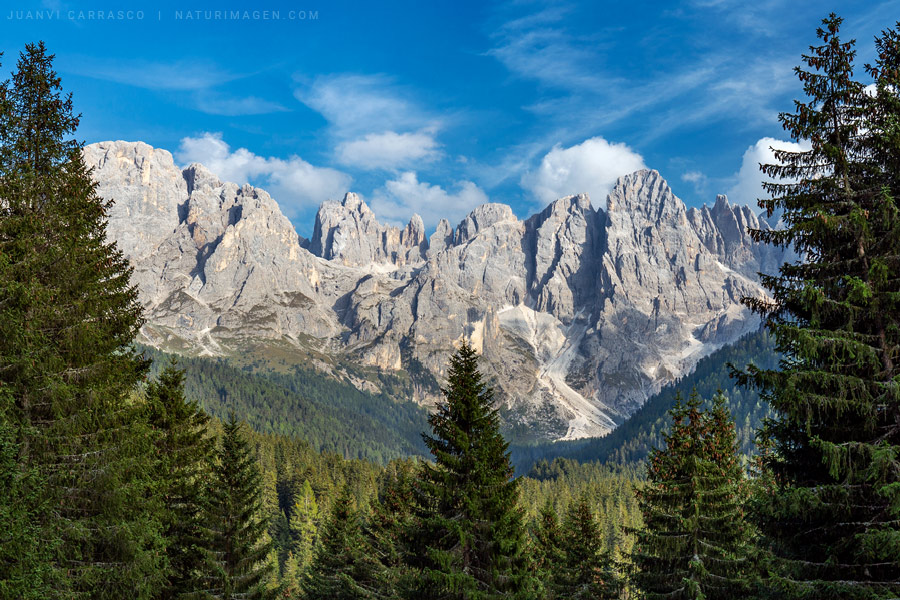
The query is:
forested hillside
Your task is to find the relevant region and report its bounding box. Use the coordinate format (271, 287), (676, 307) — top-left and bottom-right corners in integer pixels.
(510, 327), (778, 472)
(141, 346), (430, 463)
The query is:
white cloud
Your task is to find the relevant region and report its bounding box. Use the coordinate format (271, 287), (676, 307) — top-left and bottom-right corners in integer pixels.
(66, 57), (240, 91)
(682, 170), (706, 184)
(727, 137), (811, 207)
(370, 171), (489, 228)
(296, 74), (433, 136)
(336, 130), (441, 170)
(192, 92), (288, 116)
(521, 137), (646, 207)
(176, 133), (351, 216)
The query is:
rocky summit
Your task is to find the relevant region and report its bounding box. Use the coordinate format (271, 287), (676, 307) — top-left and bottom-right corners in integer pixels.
(86, 140), (786, 442)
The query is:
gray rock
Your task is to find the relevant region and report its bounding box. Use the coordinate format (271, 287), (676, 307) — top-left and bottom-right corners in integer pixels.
(90, 142), (782, 442)
(309, 192), (427, 267)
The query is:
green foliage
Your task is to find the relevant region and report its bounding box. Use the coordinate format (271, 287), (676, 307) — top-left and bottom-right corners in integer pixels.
(141, 345), (429, 464)
(0, 404), (54, 599)
(407, 343), (538, 599)
(735, 14), (900, 599)
(532, 495), (620, 599)
(303, 486), (381, 600)
(145, 359), (214, 599)
(199, 414), (273, 599)
(289, 479), (320, 573)
(631, 392), (754, 600)
(510, 328), (779, 472)
(0, 43), (166, 598)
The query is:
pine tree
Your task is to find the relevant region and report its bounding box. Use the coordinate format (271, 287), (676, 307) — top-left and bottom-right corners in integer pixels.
(200, 413), (273, 599)
(736, 14), (900, 599)
(558, 495), (620, 600)
(146, 358), (214, 599)
(631, 391), (752, 600)
(303, 485), (381, 600)
(288, 479), (319, 572)
(0, 42), (165, 598)
(406, 342), (538, 599)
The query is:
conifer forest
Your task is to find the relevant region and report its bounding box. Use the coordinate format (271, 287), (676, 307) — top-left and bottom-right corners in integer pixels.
(1, 12), (899, 600)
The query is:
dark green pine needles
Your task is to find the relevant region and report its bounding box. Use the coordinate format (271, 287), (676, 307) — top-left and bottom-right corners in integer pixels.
(199, 414), (273, 599)
(631, 391), (752, 600)
(736, 14), (900, 599)
(0, 42), (165, 599)
(407, 342), (538, 599)
(145, 359), (215, 599)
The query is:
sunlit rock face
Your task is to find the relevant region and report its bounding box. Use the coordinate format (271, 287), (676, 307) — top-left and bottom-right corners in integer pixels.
(90, 141), (785, 442)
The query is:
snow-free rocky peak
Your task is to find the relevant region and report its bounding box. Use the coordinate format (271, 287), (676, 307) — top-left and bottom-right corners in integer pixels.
(88, 140), (786, 442)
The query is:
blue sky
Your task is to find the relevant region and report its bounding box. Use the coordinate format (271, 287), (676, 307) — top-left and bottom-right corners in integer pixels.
(3, 0), (898, 235)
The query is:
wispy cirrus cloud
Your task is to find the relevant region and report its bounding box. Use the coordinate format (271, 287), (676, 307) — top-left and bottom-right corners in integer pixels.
(295, 74), (445, 171)
(487, 1), (797, 142)
(65, 57), (241, 91)
(63, 56), (287, 116)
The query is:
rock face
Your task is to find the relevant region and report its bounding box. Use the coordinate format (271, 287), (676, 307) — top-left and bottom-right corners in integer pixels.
(309, 192), (427, 268)
(88, 141), (786, 442)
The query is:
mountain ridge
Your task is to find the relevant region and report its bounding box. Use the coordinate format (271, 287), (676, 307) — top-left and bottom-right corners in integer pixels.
(85, 140), (786, 443)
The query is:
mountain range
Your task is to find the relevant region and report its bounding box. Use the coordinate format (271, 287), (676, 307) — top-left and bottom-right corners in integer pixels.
(85, 140), (786, 443)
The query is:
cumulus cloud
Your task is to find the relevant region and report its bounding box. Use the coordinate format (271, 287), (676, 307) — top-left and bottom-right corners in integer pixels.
(176, 132), (351, 216)
(521, 137), (646, 207)
(336, 130), (441, 170)
(727, 137), (811, 207)
(370, 171), (489, 228)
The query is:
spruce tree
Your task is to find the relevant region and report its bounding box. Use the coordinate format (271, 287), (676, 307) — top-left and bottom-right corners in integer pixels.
(0, 42), (165, 598)
(406, 342), (537, 599)
(737, 14), (900, 599)
(303, 485), (381, 600)
(199, 413), (272, 599)
(631, 391), (752, 600)
(289, 479), (319, 572)
(146, 358), (214, 599)
(0, 394), (54, 599)
(530, 500), (565, 596)
(558, 495), (620, 600)
(365, 459), (418, 597)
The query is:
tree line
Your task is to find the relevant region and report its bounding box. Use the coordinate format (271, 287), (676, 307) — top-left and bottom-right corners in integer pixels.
(2, 10), (900, 599)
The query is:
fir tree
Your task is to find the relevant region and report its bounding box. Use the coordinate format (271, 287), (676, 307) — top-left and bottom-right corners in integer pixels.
(736, 14), (900, 599)
(199, 413), (272, 599)
(631, 391), (752, 600)
(0, 42), (165, 598)
(406, 342), (538, 599)
(303, 485), (381, 600)
(146, 358), (214, 599)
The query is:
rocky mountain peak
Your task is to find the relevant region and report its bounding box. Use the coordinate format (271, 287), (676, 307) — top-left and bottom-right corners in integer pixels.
(606, 169), (686, 223)
(309, 192), (427, 267)
(90, 139), (785, 443)
(454, 203), (517, 245)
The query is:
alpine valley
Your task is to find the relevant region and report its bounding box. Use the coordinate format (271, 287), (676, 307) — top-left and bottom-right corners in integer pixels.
(87, 140), (787, 444)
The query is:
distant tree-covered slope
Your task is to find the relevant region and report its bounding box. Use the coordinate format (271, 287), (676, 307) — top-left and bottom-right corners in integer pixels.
(140, 346), (429, 463)
(510, 328), (778, 471)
